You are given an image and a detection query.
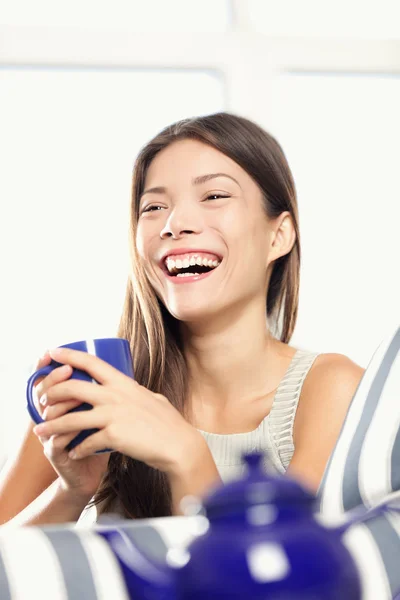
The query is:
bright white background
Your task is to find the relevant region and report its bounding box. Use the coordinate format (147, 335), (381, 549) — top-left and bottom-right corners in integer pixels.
(0, 0), (399, 464)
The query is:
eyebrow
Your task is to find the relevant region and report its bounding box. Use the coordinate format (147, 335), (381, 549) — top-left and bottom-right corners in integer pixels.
(140, 172), (241, 198)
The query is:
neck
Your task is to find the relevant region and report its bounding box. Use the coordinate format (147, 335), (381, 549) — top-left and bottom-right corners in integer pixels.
(181, 298), (289, 415)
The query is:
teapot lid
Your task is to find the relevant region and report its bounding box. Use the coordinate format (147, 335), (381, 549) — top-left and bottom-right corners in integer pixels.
(203, 452), (315, 520)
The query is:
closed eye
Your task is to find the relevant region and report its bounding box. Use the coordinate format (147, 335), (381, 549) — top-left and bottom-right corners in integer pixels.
(141, 205), (164, 213)
(141, 194), (230, 213)
(204, 194), (230, 201)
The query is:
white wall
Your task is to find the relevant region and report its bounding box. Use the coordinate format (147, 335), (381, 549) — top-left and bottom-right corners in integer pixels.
(0, 68), (225, 463)
(267, 73), (400, 365)
(0, 0), (399, 464)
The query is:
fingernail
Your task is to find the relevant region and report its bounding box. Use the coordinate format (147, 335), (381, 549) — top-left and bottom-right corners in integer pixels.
(69, 450), (77, 459)
(50, 348), (63, 358)
(39, 394), (47, 406)
(34, 424), (46, 435)
(42, 408), (48, 420)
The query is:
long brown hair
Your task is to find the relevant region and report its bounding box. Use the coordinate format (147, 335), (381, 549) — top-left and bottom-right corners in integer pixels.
(93, 112), (301, 518)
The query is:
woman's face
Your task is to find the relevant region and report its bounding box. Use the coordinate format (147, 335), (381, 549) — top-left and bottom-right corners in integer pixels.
(136, 139), (278, 323)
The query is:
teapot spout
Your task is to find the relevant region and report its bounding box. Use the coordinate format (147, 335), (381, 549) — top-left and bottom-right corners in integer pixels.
(99, 528), (177, 600)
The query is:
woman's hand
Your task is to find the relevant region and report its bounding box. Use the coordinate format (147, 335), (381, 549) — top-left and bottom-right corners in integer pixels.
(33, 347), (201, 478)
(33, 352), (109, 501)
(33, 353), (75, 418)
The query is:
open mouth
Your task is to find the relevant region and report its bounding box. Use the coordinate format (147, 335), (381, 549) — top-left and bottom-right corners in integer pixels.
(163, 253), (222, 280)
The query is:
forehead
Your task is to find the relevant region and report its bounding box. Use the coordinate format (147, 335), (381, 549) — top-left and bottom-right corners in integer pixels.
(144, 139), (252, 188)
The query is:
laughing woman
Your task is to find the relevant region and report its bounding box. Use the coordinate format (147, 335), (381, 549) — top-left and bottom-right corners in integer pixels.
(0, 113), (363, 525)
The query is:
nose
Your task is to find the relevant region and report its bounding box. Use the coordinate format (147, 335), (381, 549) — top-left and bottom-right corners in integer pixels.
(160, 204), (203, 240)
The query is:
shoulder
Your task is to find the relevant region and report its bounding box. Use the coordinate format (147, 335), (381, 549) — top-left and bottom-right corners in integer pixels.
(287, 352), (364, 491)
(294, 354), (364, 442)
(302, 352), (365, 400)
(295, 353), (365, 434)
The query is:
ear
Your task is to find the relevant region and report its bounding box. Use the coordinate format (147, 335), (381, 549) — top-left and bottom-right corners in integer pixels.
(267, 212), (296, 266)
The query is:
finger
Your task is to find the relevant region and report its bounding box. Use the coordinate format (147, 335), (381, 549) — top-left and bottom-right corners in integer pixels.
(35, 364), (73, 407)
(68, 430), (113, 459)
(38, 436), (50, 444)
(34, 407), (106, 438)
(37, 432), (76, 450)
(43, 400), (82, 421)
(30, 351), (51, 377)
(45, 379), (110, 408)
(49, 347), (125, 385)
(42, 433), (78, 460)
(30, 352), (52, 414)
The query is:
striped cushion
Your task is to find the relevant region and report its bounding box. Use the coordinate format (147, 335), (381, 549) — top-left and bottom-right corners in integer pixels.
(318, 324), (400, 599)
(340, 503), (400, 599)
(0, 525), (130, 599)
(0, 517), (197, 600)
(318, 325), (400, 514)
(0, 515), (201, 599)
(1, 513), (399, 600)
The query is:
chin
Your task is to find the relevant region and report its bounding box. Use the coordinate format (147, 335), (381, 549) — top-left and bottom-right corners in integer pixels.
(166, 299), (219, 324)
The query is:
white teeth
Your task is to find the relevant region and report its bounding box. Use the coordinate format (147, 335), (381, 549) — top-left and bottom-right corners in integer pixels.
(176, 272), (200, 277)
(165, 254), (221, 274)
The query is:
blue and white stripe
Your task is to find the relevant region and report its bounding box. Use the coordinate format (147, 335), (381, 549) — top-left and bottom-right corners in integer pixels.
(0, 527), (129, 600)
(318, 325), (400, 598)
(319, 325), (400, 514)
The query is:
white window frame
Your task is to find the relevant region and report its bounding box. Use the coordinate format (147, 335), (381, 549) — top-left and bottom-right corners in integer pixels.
(1, 0), (400, 132)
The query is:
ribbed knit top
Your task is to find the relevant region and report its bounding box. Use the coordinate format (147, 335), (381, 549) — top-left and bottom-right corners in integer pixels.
(77, 348), (319, 525)
(198, 349), (319, 483)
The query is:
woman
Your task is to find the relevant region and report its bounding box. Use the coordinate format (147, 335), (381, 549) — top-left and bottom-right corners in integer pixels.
(0, 113), (364, 525)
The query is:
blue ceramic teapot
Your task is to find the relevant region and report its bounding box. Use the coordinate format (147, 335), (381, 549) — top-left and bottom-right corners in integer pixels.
(99, 452), (393, 599)
(176, 452), (361, 599)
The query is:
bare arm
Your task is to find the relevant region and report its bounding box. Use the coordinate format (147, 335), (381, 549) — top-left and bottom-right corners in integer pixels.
(287, 353), (365, 493)
(1, 476), (92, 529)
(168, 432), (221, 515)
(0, 420), (58, 524)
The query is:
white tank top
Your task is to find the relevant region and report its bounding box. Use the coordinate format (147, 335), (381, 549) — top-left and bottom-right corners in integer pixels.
(198, 349), (319, 483)
(77, 348), (319, 525)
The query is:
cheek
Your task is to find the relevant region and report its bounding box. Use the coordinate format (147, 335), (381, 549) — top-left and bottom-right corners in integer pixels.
(217, 208), (265, 249)
(214, 208), (248, 240)
(131, 223), (169, 308)
(135, 221), (159, 262)
(217, 211), (271, 275)
(135, 223), (147, 259)
(135, 226), (160, 286)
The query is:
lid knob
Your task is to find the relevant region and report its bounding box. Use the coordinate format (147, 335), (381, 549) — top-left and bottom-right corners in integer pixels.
(203, 450), (316, 520)
(243, 451), (264, 473)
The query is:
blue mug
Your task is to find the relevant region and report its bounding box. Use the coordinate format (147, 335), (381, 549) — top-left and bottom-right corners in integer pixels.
(26, 338), (134, 452)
